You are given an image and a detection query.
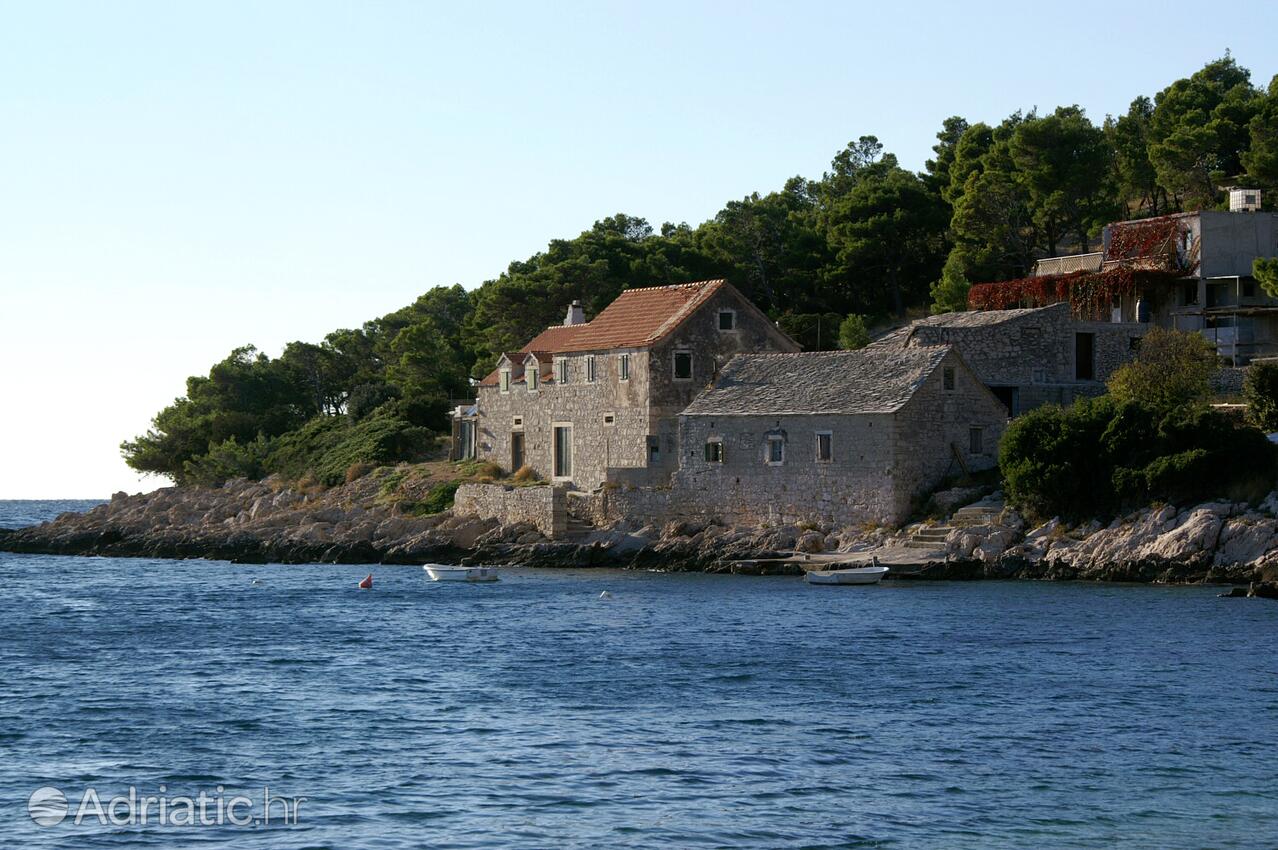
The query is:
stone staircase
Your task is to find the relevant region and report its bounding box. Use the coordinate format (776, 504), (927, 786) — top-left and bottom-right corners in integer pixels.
(904, 523), (953, 550)
(563, 493), (598, 539)
(951, 501), (1004, 528)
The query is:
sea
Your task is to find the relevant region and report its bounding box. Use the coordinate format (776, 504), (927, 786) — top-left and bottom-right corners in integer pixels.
(1, 499), (1276, 848)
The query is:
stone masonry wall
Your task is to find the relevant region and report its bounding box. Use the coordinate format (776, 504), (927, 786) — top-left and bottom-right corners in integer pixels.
(453, 483), (566, 539)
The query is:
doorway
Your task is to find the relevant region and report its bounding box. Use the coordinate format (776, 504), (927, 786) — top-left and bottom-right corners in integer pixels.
(1074, 333), (1095, 380)
(511, 432), (524, 472)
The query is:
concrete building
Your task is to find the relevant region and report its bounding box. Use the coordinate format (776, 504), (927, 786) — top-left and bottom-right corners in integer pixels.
(470, 279), (799, 490)
(972, 201), (1278, 365)
(868, 303), (1145, 415)
(660, 346), (1008, 526)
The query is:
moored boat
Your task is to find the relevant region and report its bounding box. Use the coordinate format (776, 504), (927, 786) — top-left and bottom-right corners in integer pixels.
(804, 565), (889, 585)
(424, 564), (500, 583)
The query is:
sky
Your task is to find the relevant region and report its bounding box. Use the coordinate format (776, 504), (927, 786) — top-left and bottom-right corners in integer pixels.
(1, 0), (1275, 498)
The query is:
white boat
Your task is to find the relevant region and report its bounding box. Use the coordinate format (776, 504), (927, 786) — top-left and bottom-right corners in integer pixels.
(804, 565), (889, 585)
(423, 564), (500, 583)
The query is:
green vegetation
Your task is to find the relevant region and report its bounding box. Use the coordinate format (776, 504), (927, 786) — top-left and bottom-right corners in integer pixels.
(124, 55), (1278, 488)
(837, 314), (870, 350)
(1244, 361), (1278, 431)
(1001, 328), (1276, 522)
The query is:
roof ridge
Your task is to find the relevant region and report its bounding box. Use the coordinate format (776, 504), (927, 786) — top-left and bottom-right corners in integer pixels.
(617, 279), (724, 294)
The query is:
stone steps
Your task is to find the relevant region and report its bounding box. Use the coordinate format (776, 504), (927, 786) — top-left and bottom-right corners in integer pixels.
(951, 503), (1003, 528)
(903, 524), (953, 551)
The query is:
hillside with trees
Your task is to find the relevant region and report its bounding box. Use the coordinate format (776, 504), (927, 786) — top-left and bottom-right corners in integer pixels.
(124, 55), (1278, 486)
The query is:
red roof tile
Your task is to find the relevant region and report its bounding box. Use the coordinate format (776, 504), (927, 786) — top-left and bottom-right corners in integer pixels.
(522, 280), (727, 354)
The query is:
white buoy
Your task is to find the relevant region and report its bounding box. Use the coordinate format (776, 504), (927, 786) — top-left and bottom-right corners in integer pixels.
(599, 590), (612, 599)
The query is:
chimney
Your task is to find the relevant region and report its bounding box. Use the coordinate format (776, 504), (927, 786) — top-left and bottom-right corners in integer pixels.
(564, 300), (586, 326)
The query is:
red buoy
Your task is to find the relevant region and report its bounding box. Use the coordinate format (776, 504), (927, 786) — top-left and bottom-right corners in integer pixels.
(358, 573), (373, 589)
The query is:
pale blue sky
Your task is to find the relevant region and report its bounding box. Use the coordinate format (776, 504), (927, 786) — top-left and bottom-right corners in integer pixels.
(2, 1), (1274, 497)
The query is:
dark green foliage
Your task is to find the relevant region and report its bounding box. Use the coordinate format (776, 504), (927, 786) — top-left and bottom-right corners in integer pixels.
(837, 314), (870, 350)
(1255, 257), (1278, 298)
(1243, 361), (1278, 430)
(1000, 397), (1276, 522)
(346, 382), (401, 421)
(264, 408), (433, 487)
(182, 435), (273, 486)
(1107, 327), (1217, 411)
(776, 313), (845, 351)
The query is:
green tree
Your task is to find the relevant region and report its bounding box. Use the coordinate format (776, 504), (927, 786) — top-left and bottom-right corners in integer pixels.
(924, 116), (969, 199)
(1010, 105), (1118, 254)
(1243, 361), (1278, 431)
(1243, 75), (1278, 190)
(1149, 55), (1261, 209)
(930, 250), (971, 314)
(837, 314), (870, 350)
(1255, 257), (1278, 297)
(1107, 96), (1171, 216)
(1107, 327), (1217, 411)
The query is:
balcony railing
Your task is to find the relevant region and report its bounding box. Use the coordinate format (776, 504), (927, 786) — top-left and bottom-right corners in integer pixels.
(1032, 253), (1103, 277)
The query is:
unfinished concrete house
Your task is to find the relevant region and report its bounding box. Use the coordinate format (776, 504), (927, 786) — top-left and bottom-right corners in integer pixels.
(968, 193), (1278, 365)
(470, 280), (800, 490)
(868, 303), (1145, 415)
(637, 346), (1009, 527)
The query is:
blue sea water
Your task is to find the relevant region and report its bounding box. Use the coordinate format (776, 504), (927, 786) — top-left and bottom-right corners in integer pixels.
(1, 500), (1277, 848)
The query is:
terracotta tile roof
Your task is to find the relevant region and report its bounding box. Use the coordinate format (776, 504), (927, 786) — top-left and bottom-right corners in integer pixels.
(523, 280), (727, 354)
(681, 347), (953, 416)
(480, 280), (731, 385)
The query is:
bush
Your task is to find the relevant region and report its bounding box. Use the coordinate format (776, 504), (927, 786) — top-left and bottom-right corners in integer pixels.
(182, 435), (273, 486)
(266, 407), (435, 486)
(401, 480), (462, 516)
(1107, 327), (1216, 411)
(512, 465), (537, 483)
(1001, 396), (1277, 521)
(837, 314), (870, 350)
(344, 461), (375, 484)
(1244, 361), (1278, 431)
(346, 383), (401, 421)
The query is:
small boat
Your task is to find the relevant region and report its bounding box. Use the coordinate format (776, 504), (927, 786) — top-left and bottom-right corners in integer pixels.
(804, 565), (889, 585)
(358, 573), (373, 589)
(423, 564), (500, 583)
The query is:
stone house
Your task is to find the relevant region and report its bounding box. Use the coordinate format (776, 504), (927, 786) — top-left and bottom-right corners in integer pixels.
(640, 345), (1009, 527)
(868, 303), (1145, 416)
(471, 280), (799, 490)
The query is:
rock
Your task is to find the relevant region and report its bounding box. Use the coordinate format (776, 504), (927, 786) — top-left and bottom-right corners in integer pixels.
(795, 530), (825, 553)
(1218, 587), (1249, 598)
(1248, 581), (1278, 600)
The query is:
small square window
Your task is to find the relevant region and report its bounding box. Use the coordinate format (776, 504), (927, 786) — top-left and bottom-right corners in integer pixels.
(704, 441), (724, 463)
(619, 353), (630, 382)
(718, 310), (736, 331)
(970, 427), (984, 455)
(603, 413), (615, 426)
(816, 432), (832, 462)
(943, 367), (955, 391)
(513, 416), (523, 427)
(674, 351), (693, 381)
(766, 436), (784, 465)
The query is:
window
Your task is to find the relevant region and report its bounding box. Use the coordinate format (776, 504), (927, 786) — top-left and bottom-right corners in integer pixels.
(619, 353), (630, 382)
(586, 355), (596, 383)
(1244, 281), (1256, 298)
(815, 431), (832, 462)
(1183, 282), (1199, 306)
(511, 432), (524, 471)
(943, 367), (955, 391)
(512, 416), (523, 428)
(704, 440), (724, 463)
(718, 310), (736, 331)
(499, 370), (511, 393)
(527, 366), (539, 392)
(1245, 193), (1257, 205)
(603, 413), (615, 426)
(969, 427), (984, 455)
(555, 358), (569, 384)
(646, 435), (660, 462)
(766, 435), (785, 465)
(552, 424), (573, 479)
(673, 351), (693, 381)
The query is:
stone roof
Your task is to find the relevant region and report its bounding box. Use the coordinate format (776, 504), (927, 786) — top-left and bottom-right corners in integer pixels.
(682, 347), (952, 417)
(867, 305), (1065, 350)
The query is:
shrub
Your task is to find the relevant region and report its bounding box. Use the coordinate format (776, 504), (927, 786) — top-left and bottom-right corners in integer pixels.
(1107, 327), (1216, 411)
(1001, 396), (1277, 522)
(346, 383), (401, 421)
(266, 407), (434, 486)
(837, 315), (870, 350)
(512, 465), (537, 483)
(181, 435), (273, 486)
(1244, 361), (1278, 431)
(401, 480), (462, 516)
(344, 461), (375, 484)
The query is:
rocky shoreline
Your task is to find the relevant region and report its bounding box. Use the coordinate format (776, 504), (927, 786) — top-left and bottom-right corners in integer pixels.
(3, 471), (1278, 592)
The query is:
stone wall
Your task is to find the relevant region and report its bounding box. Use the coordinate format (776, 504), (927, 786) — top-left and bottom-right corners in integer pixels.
(907, 304), (1144, 414)
(453, 483), (566, 539)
